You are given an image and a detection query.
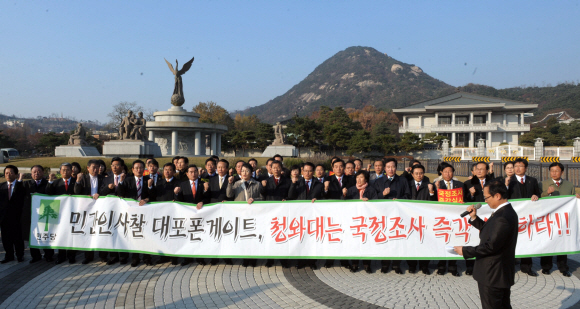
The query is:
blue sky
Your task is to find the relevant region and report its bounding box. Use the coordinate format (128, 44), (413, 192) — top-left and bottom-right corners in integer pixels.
(1, 1), (579, 123)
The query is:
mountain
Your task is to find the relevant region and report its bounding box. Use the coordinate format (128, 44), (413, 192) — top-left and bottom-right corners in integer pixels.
(241, 46), (454, 123)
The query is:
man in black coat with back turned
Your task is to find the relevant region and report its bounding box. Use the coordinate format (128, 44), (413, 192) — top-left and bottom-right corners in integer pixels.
(73, 159), (105, 264)
(22, 165), (53, 263)
(0, 165), (25, 263)
(505, 158), (541, 277)
(46, 163), (77, 264)
(454, 180), (518, 309)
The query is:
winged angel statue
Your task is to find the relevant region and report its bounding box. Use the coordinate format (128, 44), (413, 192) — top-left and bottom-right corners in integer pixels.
(165, 56), (195, 106)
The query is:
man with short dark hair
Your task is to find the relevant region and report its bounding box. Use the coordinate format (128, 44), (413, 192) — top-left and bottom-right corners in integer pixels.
(248, 158), (265, 181)
(176, 157), (189, 181)
(22, 165), (53, 263)
(353, 159), (363, 174)
(74, 159), (105, 264)
(147, 159), (160, 186)
(506, 158), (541, 277)
(0, 165), (25, 263)
(273, 154), (290, 176)
(454, 181), (518, 309)
(117, 160), (155, 267)
(230, 160), (245, 182)
(539, 162), (576, 277)
(373, 157), (411, 274)
(200, 157), (218, 179)
(369, 159), (385, 185)
(47, 163), (77, 264)
(314, 164), (326, 183)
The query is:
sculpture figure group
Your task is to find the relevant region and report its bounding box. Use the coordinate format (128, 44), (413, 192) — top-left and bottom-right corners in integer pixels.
(119, 110), (147, 141)
(68, 123), (88, 146)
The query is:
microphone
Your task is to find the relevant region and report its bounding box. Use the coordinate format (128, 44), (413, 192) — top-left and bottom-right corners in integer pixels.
(460, 203), (482, 218)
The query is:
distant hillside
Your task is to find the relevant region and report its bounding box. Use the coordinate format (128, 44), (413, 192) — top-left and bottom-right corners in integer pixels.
(457, 83), (580, 121)
(241, 46), (454, 123)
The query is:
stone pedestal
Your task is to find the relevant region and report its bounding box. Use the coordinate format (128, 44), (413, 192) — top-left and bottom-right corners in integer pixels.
(55, 145), (101, 157)
(261, 145), (297, 158)
(102, 140), (162, 158)
(534, 137), (544, 159)
(477, 139), (486, 157)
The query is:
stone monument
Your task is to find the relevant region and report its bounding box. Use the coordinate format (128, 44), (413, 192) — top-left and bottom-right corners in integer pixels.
(55, 123), (101, 157)
(145, 56), (228, 156)
(261, 122), (297, 157)
(102, 110), (162, 158)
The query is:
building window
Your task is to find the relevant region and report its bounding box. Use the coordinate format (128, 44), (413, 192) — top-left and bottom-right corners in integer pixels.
(438, 117), (452, 125)
(474, 115), (486, 124)
(439, 133), (451, 141)
(475, 132), (487, 141)
(456, 133), (469, 147)
(455, 116), (469, 125)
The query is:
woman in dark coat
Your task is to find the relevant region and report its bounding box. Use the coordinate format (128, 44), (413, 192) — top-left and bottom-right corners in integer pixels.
(342, 170), (378, 272)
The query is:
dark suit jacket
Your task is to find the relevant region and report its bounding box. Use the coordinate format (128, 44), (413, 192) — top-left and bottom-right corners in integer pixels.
(0, 181), (25, 226)
(507, 175), (541, 199)
(409, 179), (437, 201)
(263, 176), (291, 201)
(117, 176), (154, 201)
(463, 203), (518, 288)
(323, 175), (352, 199)
(99, 173), (122, 196)
(287, 178), (324, 200)
(22, 179), (48, 239)
(46, 178), (76, 195)
(204, 174), (232, 203)
(343, 185), (378, 200)
(373, 174), (411, 199)
(465, 175), (494, 202)
(401, 170), (430, 183)
(154, 178), (181, 202)
(73, 174), (104, 196)
(200, 172), (217, 180)
(176, 179), (208, 204)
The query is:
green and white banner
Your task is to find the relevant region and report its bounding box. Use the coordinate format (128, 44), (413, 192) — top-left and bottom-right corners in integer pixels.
(30, 194), (580, 259)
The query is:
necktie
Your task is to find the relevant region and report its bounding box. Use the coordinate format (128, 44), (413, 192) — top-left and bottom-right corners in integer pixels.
(244, 181), (250, 189)
(36, 180), (40, 187)
(338, 177), (342, 187)
(306, 180), (310, 194)
(556, 181), (560, 187)
(64, 179), (69, 191)
(319, 178), (323, 182)
(388, 177), (393, 182)
(446, 181), (451, 189)
(275, 178), (279, 186)
(480, 179), (484, 187)
(219, 177), (224, 189)
(192, 181), (196, 198)
(416, 183), (420, 191)
(115, 176), (119, 186)
(136, 178), (142, 201)
(520, 177), (524, 185)
(7, 183), (12, 200)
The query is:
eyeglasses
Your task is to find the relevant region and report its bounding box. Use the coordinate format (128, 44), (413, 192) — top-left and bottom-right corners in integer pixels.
(483, 195), (492, 200)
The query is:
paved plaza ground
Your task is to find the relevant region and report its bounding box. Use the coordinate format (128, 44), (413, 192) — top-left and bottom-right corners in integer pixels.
(1, 248), (580, 309)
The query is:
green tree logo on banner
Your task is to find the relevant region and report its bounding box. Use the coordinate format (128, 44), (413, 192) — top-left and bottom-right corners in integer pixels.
(38, 200), (60, 231)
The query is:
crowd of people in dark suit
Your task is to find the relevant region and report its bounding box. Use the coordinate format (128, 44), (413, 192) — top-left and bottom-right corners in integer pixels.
(0, 154), (578, 278)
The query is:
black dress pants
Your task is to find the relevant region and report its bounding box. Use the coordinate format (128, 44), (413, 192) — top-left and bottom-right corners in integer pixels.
(30, 248), (54, 260)
(1, 222), (24, 259)
(437, 260), (457, 271)
(540, 255), (568, 271)
(520, 257), (533, 272)
(478, 283), (512, 309)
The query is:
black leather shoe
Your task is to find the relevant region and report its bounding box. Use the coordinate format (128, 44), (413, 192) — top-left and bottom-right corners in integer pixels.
(144, 258), (153, 266)
(156, 257), (170, 265)
(394, 268), (403, 274)
(561, 270), (572, 277)
(1, 258), (13, 264)
(437, 269), (445, 275)
(68, 258), (76, 264)
(171, 258), (179, 265)
(197, 259), (206, 266)
(100, 258), (108, 263)
(324, 260), (333, 268)
(81, 259), (93, 264)
(365, 266), (372, 274)
(210, 258), (218, 266)
(466, 268), (473, 276)
(524, 270), (538, 277)
(380, 266), (389, 273)
(408, 267), (416, 274)
(242, 260), (249, 267)
(350, 265), (359, 273)
(341, 260), (350, 269)
(29, 257), (42, 264)
(181, 258), (192, 266)
(119, 258), (128, 265)
(107, 257), (120, 265)
(421, 268), (430, 275)
(310, 262), (318, 270)
(55, 257), (66, 265)
(451, 270), (460, 277)
(224, 259), (233, 265)
(130, 259), (140, 267)
(265, 260), (274, 268)
(250, 260), (257, 267)
(542, 269), (551, 275)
